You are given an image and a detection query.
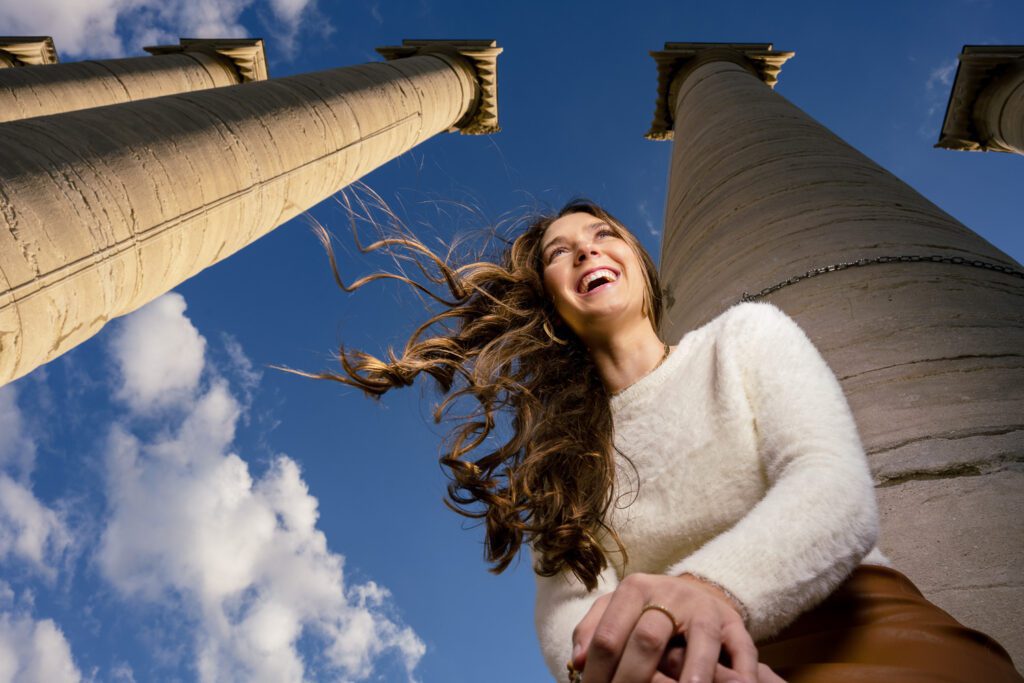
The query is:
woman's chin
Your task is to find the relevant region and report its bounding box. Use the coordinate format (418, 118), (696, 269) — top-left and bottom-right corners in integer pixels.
(572, 306), (646, 339)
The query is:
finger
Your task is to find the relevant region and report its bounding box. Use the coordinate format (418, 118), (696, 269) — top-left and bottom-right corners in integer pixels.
(757, 663), (787, 683)
(657, 638), (685, 679)
(573, 594), (612, 670)
(651, 672), (677, 683)
(611, 610), (676, 683)
(677, 617), (722, 683)
(582, 583), (646, 682)
(720, 620), (759, 683)
(712, 663), (746, 683)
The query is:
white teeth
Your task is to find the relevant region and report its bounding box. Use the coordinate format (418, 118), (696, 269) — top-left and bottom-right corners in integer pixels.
(578, 269), (618, 293)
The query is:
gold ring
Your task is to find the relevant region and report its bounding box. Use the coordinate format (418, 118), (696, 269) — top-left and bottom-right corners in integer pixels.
(640, 603), (681, 632)
(566, 660), (582, 683)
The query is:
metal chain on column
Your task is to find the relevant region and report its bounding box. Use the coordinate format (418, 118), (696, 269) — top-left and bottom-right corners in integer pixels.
(740, 254), (1024, 302)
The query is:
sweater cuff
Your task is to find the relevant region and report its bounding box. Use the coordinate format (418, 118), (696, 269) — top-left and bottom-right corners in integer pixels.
(674, 570), (750, 625)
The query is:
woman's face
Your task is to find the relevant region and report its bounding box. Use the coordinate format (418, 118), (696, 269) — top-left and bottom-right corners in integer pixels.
(540, 211), (649, 340)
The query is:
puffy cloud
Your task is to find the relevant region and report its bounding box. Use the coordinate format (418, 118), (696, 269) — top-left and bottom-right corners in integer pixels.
(0, 388), (36, 480)
(98, 294), (424, 682)
(0, 388), (70, 578)
(268, 0), (310, 24)
(110, 293), (206, 411)
(0, 0), (321, 59)
(0, 476), (71, 578)
(0, 603), (82, 683)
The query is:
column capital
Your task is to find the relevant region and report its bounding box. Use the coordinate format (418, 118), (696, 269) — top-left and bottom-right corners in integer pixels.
(646, 42), (794, 141)
(936, 45), (1024, 152)
(144, 38), (269, 82)
(0, 36), (58, 67)
(376, 39), (501, 135)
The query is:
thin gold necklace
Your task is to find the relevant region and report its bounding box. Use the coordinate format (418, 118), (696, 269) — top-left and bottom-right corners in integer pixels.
(610, 342), (671, 397)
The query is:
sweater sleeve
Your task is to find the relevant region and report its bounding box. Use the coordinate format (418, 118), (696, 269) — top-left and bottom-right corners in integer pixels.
(533, 552), (619, 680)
(665, 302), (879, 642)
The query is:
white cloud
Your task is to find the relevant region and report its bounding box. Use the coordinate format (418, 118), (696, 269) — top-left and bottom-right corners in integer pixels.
(222, 333), (263, 396)
(368, 0), (383, 24)
(98, 294), (424, 682)
(636, 199), (659, 237)
(0, 610), (82, 683)
(0, 0), (321, 59)
(0, 476), (71, 578)
(919, 58), (959, 139)
(109, 662), (137, 683)
(0, 388), (70, 578)
(268, 0), (310, 23)
(0, 387), (37, 481)
(110, 293), (206, 412)
(926, 59), (959, 91)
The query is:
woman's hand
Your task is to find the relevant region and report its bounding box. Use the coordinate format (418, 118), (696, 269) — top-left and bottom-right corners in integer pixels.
(658, 644), (786, 683)
(570, 573), (759, 683)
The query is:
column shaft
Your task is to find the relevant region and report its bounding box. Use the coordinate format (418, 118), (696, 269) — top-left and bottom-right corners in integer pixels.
(658, 51), (1024, 665)
(937, 46), (1024, 154)
(975, 60), (1024, 154)
(0, 39), (266, 123)
(0, 50), (484, 386)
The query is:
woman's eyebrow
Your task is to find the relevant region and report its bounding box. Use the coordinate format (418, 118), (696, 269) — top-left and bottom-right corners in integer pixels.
(542, 222), (609, 253)
(541, 235), (566, 252)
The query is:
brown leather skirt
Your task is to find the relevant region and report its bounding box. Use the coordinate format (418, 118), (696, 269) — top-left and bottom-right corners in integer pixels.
(758, 565), (1022, 683)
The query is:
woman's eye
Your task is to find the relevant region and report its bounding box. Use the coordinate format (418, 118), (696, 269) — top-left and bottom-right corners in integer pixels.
(597, 229), (616, 238)
(548, 247), (568, 261)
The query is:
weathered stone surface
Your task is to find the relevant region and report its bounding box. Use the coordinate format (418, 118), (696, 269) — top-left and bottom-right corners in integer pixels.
(0, 38), (267, 123)
(937, 45), (1024, 154)
(655, 54), (1024, 475)
(653, 42), (1024, 674)
(877, 468), (1024, 671)
(646, 42), (793, 140)
(0, 42), (501, 387)
(377, 39), (501, 135)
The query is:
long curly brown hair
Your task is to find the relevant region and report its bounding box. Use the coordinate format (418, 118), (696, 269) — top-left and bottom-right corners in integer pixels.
(307, 195), (663, 590)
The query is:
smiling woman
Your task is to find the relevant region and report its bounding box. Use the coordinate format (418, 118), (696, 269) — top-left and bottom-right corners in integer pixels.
(539, 211), (665, 396)
(302, 199), (659, 598)
(306, 198), (1022, 683)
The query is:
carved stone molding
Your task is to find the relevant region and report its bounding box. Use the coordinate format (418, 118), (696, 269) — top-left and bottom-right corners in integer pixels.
(646, 42), (794, 141)
(0, 36), (59, 67)
(144, 38), (269, 82)
(936, 45), (1024, 153)
(377, 39), (501, 135)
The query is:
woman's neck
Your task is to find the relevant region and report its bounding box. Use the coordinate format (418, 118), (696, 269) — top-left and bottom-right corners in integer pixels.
(584, 322), (667, 395)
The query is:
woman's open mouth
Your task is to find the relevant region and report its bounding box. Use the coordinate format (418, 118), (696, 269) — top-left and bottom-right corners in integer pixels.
(576, 268), (619, 295)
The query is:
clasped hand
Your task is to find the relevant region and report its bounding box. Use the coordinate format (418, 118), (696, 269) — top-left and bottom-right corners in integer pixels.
(571, 573), (781, 683)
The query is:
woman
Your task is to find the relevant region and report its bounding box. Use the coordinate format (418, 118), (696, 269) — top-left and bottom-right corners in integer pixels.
(311, 198), (1022, 683)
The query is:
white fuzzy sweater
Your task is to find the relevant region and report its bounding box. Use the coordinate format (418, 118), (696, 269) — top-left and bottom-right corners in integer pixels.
(533, 302), (886, 678)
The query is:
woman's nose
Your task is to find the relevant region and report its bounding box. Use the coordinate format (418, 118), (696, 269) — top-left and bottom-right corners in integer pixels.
(576, 245), (598, 262)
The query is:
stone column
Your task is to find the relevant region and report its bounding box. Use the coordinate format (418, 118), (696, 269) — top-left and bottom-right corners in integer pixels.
(0, 36), (58, 68)
(937, 45), (1024, 155)
(0, 39), (501, 386)
(649, 42), (1024, 666)
(0, 38), (268, 123)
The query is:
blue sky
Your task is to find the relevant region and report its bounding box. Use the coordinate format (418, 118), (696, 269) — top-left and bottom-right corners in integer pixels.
(0, 1), (1021, 681)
